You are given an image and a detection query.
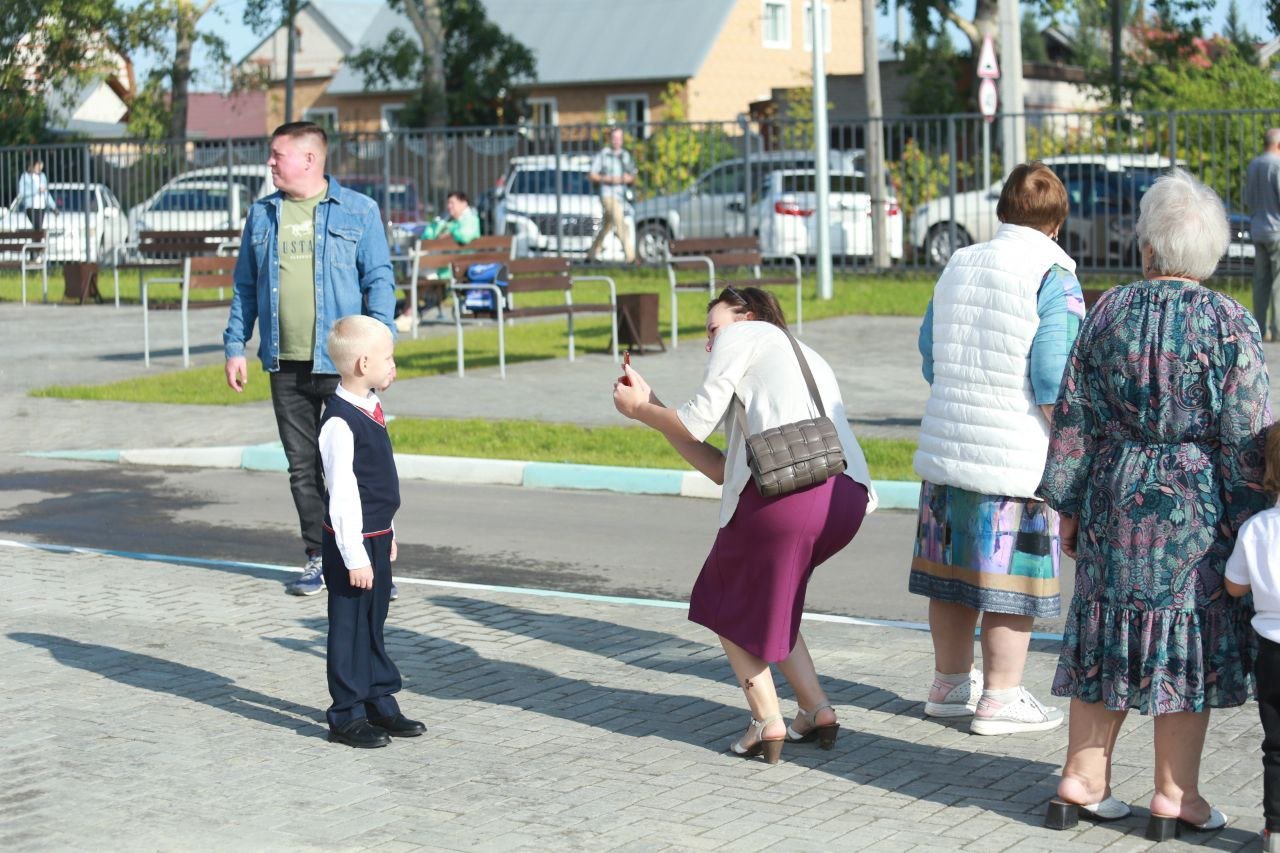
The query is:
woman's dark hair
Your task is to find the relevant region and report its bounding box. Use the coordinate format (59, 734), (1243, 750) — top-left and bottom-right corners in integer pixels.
(447, 190), (469, 205)
(708, 286), (787, 329)
(996, 161), (1069, 235)
(1264, 422), (1280, 497)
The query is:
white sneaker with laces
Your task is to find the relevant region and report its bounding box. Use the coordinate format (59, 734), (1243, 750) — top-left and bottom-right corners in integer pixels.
(924, 672), (983, 717)
(969, 686), (1064, 735)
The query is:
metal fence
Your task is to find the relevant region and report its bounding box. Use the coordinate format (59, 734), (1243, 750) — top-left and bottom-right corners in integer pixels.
(3, 107), (1276, 277)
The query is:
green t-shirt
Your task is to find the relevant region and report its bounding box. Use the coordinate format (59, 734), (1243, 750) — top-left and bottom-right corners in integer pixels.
(278, 191), (325, 361)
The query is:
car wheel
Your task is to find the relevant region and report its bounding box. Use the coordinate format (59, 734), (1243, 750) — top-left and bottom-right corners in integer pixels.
(924, 224), (970, 266)
(636, 221), (672, 264)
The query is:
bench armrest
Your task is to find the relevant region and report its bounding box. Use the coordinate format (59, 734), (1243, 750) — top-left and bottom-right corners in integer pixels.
(568, 274), (617, 304)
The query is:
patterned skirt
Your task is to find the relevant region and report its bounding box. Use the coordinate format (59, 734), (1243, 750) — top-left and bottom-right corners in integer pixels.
(908, 481), (1061, 618)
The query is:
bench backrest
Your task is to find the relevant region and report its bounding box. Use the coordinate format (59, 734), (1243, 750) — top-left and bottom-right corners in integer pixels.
(416, 235), (513, 266)
(0, 229), (47, 252)
(140, 229), (242, 258)
(668, 236), (762, 270)
(185, 255), (238, 291)
(451, 256), (572, 294)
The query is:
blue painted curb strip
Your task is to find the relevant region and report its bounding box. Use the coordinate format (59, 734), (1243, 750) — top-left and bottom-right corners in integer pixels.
(27, 445), (922, 509)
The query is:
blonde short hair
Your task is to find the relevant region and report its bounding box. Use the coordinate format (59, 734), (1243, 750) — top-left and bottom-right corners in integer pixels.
(327, 315), (391, 376)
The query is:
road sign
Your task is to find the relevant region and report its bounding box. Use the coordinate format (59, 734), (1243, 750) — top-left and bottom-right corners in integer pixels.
(977, 35), (1000, 79)
(978, 77), (999, 122)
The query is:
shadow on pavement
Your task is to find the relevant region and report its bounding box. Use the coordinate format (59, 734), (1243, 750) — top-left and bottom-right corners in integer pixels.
(268, 616), (1065, 831)
(430, 594), (913, 714)
(10, 633), (325, 738)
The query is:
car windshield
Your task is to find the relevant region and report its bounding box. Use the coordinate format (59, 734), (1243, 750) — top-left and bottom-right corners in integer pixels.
(340, 180), (418, 211)
(776, 174), (868, 194)
(152, 187), (241, 211)
(48, 189), (99, 212)
(1096, 168), (1163, 213)
(507, 169), (595, 196)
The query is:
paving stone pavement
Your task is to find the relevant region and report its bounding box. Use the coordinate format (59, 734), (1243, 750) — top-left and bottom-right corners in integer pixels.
(0, 542), (1267, 851)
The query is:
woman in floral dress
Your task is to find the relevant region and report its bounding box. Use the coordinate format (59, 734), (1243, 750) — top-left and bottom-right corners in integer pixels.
(1039, 168), (1271, 839)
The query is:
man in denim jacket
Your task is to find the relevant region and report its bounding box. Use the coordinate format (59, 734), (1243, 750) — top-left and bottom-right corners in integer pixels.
(223, 121), (397, 596)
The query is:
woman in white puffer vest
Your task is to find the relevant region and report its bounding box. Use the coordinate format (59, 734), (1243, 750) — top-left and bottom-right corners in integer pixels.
(909, 163), (1086, 741)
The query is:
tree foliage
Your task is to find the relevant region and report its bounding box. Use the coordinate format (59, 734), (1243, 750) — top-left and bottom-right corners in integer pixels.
(346, 0), (536, 127)
(631, 84), (735, 199)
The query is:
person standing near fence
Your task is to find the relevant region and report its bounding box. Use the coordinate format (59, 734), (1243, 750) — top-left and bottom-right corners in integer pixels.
(17, 160), (55, 231)
(223, 121), (398, 598)
(587, 127), (637, 264)
(1246, 128), (1280, 342)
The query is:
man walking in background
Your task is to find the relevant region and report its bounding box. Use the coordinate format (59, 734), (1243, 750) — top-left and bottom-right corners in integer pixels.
(1246, 128), (1280, 342)
(587, 127), (637, 264)
(223, 121), (399, 598)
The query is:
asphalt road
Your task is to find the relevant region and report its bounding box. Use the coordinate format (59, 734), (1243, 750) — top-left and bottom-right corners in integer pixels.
(0, 454), (1071, 633)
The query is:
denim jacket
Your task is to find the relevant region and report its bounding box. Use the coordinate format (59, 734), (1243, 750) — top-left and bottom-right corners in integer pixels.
(223, 175), (396, 374)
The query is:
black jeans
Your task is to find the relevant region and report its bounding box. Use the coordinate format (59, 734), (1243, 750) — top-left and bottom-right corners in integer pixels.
(25, 208), (44, 231)
(269, 362), (339, 556)
(1260, 633), (1280, 832)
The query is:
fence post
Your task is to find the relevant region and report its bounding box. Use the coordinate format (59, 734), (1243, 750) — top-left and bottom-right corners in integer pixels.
(382, 131), (392, 241)
(225, 137), (234, 234)
(82, 144), (92, 271)
(553, 127), (564, 255)
(947, 115), (958, 262)
(1168, 111), (1178, 169)
(743, 118), (754, 240)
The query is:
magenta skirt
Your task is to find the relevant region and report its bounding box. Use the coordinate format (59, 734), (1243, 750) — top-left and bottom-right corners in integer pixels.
(688, 475), (869, 663)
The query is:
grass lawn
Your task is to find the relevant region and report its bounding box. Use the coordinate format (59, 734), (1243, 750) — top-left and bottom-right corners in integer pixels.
(31, 266), (937, 405)
(387, 416), (920, 482)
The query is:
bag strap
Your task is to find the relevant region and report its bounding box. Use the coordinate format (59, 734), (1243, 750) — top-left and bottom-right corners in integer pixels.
(731, 327), (826, 439)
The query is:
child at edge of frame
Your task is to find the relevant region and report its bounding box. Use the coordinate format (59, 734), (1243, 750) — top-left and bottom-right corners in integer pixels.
(1225, 422), (1280, 851)
(319, 314), (424, 748)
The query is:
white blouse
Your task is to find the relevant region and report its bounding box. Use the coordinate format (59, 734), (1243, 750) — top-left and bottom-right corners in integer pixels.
(675, 321), (879, 527)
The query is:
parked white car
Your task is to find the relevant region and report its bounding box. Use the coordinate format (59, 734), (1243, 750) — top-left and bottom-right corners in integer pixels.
(909, 153), (1172, 266)
(493, 155), (632, 260)
(127, 181), (251, 244)
(756, 169), (904, 260)
(2, 183), (129, 262)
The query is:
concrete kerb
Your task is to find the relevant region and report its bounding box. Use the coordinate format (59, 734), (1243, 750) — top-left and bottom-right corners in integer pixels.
(27, 443), (925, 508)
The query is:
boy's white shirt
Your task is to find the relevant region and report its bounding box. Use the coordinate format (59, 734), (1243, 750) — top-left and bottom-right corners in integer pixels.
(319, 383), (392, 571)
(1225, 504), (1280, 643)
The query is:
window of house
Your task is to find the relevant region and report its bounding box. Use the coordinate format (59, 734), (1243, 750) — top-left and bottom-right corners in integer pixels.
(527, 97), (558, 126)
(802, 3), (832, 53)
(303, 107), (338, 135)
(605, 94), (649, 139)
(762, 0), (790, 48)
(380, 103), (406, 132)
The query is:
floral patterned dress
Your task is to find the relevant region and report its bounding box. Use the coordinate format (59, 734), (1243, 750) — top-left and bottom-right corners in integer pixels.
(1039, 280), (1270, 715)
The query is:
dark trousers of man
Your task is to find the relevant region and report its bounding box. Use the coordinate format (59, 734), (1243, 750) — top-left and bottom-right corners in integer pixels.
(269, 362), (340, 557)
(322, 530), (402, 728)
(1259, 633), (1280, 832)
(25, 208), (44, 231)
(1252, 239), (1280, 340)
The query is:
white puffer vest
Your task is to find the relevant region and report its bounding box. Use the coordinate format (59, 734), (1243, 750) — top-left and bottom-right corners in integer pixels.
(914, 223), (1076, 498)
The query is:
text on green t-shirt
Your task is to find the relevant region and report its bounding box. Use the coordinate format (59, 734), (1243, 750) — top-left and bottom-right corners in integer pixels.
(278, 191), (325, 361)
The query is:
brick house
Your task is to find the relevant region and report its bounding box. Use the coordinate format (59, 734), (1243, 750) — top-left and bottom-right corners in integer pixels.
(239, 0), (865, 134)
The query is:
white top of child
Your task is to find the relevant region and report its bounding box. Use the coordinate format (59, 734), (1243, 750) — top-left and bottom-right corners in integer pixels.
(1225, 504), (1280, 643)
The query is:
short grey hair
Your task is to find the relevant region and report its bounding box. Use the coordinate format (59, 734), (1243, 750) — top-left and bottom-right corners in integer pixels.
(1266, 127), (1280, 148)
(1135, 168), (1228, 282)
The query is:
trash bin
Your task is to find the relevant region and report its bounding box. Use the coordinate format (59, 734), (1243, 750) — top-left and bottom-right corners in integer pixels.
(63, 262), (101, 304)
(616, 293), (664, 354)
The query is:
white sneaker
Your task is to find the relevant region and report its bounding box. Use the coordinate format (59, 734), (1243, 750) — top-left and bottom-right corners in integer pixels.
(924, 672), (983, 717)
(969, 686), (1064, 735)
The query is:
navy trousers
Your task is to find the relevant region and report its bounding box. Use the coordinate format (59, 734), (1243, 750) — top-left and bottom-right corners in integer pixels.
(1259, 633), (1280, 832)
(323, 530), (402, 728)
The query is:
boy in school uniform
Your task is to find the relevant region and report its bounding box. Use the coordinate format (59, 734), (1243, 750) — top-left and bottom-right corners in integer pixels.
(1226, 424), (1280, 850)
(320, 314), (423, 748)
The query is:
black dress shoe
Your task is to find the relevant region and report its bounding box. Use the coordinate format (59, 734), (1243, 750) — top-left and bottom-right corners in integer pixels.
(369, 714), (427, 737)
(329, 719), (391, 748)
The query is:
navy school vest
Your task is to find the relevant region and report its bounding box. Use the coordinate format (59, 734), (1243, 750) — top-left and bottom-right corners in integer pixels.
(320, 394), (401, 534)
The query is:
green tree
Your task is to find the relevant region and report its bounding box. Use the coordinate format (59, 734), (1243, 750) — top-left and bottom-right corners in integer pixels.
(346, 0), (536, 128)
(901, 30), (970, 115)
(1223, 0), (1258, 60)
(631, 84), (734, 200)
(0, 0), (162, 144)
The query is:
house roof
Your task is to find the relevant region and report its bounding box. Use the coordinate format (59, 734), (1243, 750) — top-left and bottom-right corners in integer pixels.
(237, 0), (381, 66)
(326, 0), (736, 95)
(187, 91), (268, 139)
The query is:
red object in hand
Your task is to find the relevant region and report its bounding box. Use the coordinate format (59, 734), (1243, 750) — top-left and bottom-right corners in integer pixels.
(620, 351), (631, 385)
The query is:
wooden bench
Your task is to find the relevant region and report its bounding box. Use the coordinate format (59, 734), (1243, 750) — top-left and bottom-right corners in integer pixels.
(0, 229), (48, 304)
(449, 257), (618, 379)
(665, 236), (802, 347)
(399, 235), (515, 337)
(109, 229), (241, 309)
(141, 255), (238, 368)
